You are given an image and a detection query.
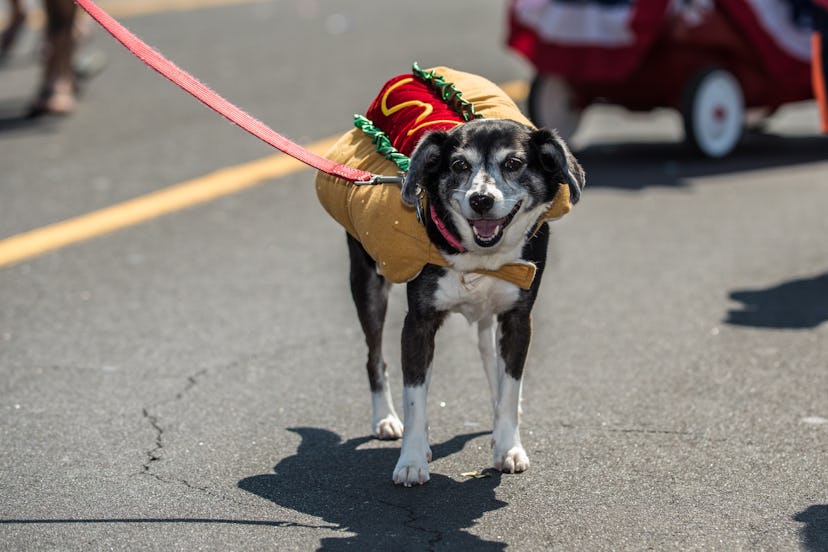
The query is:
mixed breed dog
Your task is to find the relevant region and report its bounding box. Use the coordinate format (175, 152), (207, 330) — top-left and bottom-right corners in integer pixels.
(316, 66), (584, 486)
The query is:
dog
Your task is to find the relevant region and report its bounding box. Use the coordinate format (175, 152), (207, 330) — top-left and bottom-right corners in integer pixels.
(316, 66), (584, 486)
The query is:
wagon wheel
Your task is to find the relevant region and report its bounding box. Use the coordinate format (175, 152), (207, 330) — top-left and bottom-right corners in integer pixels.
(528, 74), (582, 140)
(681, 68), (744, 158)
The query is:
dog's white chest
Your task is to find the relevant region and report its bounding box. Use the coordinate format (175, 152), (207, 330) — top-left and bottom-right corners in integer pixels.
(433, 271), (521, 323)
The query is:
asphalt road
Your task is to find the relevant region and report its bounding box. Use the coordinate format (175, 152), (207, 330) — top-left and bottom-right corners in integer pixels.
(1, 1), (827, 550)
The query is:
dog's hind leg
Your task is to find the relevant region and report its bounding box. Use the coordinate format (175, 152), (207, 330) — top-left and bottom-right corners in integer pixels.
(347, 234), (402, 440)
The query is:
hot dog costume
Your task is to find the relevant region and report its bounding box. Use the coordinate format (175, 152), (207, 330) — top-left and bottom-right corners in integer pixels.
(315, 65), (572, 289)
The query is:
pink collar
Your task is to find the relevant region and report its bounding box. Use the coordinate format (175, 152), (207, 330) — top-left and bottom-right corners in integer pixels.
(429, 203), (466, 253)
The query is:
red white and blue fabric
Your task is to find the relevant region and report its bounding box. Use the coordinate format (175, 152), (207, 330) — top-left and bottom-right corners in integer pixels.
(508, 0), (671, 81)
(718, 0), (811, 79)
(508, 0), (814, 82)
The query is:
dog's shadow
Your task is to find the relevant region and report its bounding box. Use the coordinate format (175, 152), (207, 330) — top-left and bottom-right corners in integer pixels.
(238, 427), (507, 551)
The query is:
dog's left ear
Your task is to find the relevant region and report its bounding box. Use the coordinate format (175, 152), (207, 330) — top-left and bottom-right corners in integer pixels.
(530, 128), (585, 204)
(401, 130), (449, 206)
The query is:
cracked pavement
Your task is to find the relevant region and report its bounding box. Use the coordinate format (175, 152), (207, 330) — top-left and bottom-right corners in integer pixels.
(1, 0), (827, 549)
(141, 369), (206, 481)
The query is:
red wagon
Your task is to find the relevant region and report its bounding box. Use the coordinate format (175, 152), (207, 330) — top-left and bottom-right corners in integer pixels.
(508, 0), (816, 157)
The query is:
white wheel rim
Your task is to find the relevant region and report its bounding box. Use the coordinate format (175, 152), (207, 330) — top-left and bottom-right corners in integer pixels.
(531, 75), (580, 140)
(692, 70), (744, 157)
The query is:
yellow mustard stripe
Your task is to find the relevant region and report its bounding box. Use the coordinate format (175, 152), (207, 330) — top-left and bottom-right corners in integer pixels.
(0, 81), (528, 268)
(379, 77), (466, 136)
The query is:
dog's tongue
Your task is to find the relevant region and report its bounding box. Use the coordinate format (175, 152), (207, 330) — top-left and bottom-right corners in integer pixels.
(471, 218), (503, 239)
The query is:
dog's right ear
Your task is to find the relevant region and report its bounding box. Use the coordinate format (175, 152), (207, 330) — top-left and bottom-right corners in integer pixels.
(530, 128), (585, 205)
(401, 130), (448, 206)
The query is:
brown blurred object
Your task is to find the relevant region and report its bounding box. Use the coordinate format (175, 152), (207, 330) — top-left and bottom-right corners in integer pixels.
(28, 0), (78, 116)
(0, 0), (27, 57)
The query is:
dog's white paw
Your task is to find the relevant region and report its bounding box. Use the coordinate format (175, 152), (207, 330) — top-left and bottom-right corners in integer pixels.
(393, 458), (430, 487)
(494, 445), (530, 474)
(373, 414), (403, 440)
(392, 441), (432, 486)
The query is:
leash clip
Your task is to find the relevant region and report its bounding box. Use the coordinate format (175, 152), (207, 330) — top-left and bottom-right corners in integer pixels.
(414, 186), (426, 225)
(356, 172), (405, 186)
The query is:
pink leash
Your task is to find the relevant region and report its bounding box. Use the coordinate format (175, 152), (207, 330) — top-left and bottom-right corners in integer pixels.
(74, 0), (396, 185)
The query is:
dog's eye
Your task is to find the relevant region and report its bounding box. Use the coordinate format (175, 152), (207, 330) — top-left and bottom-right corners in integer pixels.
(503, 157), (524, 172)
(450, 159), (470, 173)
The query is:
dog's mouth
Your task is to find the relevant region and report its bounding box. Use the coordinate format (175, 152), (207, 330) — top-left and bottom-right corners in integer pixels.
(467, 201), (522, 247)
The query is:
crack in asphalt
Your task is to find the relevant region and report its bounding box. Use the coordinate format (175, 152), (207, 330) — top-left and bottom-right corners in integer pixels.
(136, 368), (278, 509)
(294, 486), (446, 548)
(137, 368), (260, 508)
(559, 422), (727, 441)
(374, 497), (444, 550)
(136, 368), (467, 545)
(0, 518), (340, 529)
(141, 408), (164, 473)
(606, 427), (696, 436)
(139, 369), (213, 487)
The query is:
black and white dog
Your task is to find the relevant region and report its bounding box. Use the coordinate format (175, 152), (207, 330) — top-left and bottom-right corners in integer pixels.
(346, 118), (584, 486)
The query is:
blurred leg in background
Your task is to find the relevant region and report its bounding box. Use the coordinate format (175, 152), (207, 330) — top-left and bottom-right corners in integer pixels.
(0, 0), (27, 58)
(30, 0), (77, 115)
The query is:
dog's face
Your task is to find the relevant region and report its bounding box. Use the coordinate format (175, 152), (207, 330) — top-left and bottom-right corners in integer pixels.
(402, 119), (584, 255)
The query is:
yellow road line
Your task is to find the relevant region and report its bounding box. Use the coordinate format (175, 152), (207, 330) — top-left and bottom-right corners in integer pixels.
(0, 81), (528, 269)
(0, 137), (337, 268)
(93, 0), (271, 20)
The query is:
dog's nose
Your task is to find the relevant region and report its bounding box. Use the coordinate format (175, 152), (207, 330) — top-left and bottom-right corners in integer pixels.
(469, 193), (495, 214)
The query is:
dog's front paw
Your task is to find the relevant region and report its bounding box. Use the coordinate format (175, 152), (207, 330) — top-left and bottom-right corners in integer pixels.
(393, 458), (430, 487)
(373, 414), (403, 440)
(392, 439), (432, 486)
(493, 445), (530, 474)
